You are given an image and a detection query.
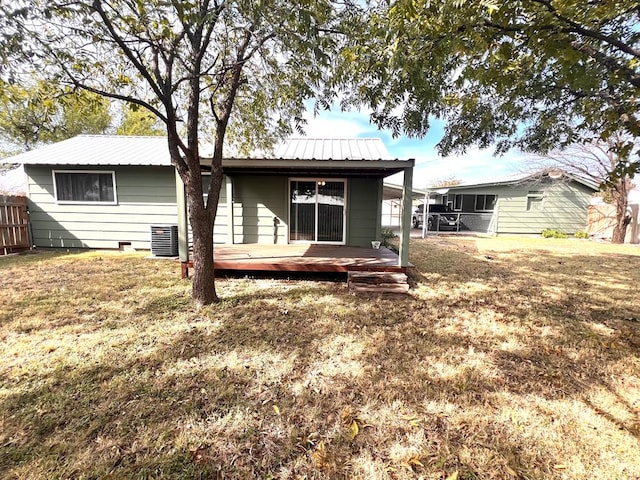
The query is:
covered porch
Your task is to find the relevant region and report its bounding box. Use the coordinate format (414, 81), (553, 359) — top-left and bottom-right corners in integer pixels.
(176, 139), (416, 278)
(180, 243), (408, 278)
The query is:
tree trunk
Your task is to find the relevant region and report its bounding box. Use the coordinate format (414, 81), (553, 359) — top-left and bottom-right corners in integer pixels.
(612, 199), (628, 244)
(611, 178), (630, 244)
(188, 190), (218, 306)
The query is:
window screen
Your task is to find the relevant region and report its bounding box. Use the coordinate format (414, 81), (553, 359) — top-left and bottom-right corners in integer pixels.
(474, 194), (496, 211)
(54, 171), (116, 203)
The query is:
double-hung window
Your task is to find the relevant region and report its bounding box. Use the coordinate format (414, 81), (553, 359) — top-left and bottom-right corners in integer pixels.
(53, 170), (117, 204)
(527, 191), (544, 211)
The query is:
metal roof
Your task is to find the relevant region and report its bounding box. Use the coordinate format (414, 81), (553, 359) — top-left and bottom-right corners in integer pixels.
(12, 135), (172, 166)
(447, 170), (600, 191)
(273, 138), (393, 160)
(382, 182), (427, 200)
(9, 135), (403, 166)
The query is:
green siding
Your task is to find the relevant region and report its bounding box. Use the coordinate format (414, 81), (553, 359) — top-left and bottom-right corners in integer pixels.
(230, 176), (380, 246)
(27, 167), (382, 249)
(199, 174), (229, 244)
(496, 181), (592, 234)
(26, 165), (229, 249)
(231, 175), (288, 244)
(448, 180), (593, 235)
(27, 165), (179, 249)
(347, 178), (382, 247)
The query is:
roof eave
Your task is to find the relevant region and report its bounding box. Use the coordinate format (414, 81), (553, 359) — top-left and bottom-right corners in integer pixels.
(446, 173), (599, 192)
(206, 158), (414, 176)
(216, 158), (414, 168)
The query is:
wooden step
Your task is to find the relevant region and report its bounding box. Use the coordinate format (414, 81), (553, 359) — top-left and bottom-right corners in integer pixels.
(347, 271), (409, 293)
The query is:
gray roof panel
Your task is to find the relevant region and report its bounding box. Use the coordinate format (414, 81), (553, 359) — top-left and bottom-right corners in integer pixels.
(12, 135), (172, 166)
(10, 135), (403, 166)
(448, 170), (599, 191)
(274, 137), (392, 160)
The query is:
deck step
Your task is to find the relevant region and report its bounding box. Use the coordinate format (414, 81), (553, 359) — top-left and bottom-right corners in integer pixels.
(348, 271), (409, 293)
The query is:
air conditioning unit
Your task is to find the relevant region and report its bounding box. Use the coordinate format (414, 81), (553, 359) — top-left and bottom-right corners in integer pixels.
(150, 225), (179, 257)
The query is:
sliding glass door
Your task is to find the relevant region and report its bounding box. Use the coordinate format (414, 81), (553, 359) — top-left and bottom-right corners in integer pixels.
(289, 179), (346, 243)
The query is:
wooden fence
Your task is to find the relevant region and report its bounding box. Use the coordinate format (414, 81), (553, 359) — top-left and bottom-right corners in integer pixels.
(587, 204), (640, 243)
(1, 195), (30, 254)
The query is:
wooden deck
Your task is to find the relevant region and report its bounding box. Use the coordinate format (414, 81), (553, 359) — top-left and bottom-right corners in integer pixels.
(181, 244), (408, 278)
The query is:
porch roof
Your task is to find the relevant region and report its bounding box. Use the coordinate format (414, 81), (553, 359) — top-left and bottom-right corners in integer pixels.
(215, 139), (413, 176)
(382, 182), (428, 200)
(217, 158), (413, 177)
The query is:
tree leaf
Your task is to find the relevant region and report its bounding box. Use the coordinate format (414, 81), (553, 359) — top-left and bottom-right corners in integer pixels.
(349, 420), (359, 439)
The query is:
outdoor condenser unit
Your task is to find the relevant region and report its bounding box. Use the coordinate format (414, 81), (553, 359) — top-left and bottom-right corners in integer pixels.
(150, 225), (179, 257)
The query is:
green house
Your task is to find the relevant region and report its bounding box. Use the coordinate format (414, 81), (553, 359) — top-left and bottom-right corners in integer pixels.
(433, 171), (599, 235)
(14, 135), (415, 265)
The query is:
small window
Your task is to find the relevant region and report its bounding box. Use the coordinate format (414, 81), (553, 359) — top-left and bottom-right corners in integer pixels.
(453, 194), (463, 211)
(527, 191), (544, 211)
(474, 194), (496, 212)
(53, 171), (116, 204)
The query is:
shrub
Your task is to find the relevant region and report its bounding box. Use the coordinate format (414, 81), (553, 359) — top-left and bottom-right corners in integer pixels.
(541, 229), (569, 239)
(574, 231), (589, 239)
(380, 228), (399, 253)
(381, 228), (397, 247)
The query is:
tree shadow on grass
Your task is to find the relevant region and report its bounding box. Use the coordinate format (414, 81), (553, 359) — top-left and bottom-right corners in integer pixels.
(2, 241), (640, 479)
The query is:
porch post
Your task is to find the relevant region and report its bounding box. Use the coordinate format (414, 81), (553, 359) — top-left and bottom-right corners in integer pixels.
(226, 175), (234, 244)
(375, 179), (383, 241)
(175, 168), (189, 264)
(399, 163), (413, 267)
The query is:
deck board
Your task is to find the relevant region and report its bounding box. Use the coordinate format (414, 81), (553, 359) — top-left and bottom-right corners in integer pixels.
(181, 244), (408, 277)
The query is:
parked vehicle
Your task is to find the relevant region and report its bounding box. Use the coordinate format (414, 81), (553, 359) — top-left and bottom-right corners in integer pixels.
(412, 204), (460, 230)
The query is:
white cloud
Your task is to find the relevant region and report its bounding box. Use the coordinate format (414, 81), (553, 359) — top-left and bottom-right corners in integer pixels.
(301, 106), (530, 187)
(411, 148), (528, 187)
(303, 108), (375, 139)
(385, 147), (529, 188)
(302, 106), (408, 145)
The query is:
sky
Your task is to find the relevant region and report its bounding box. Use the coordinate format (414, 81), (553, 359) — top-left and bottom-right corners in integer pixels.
(1, 101), (530, 192)
(302, 106), (529, 189)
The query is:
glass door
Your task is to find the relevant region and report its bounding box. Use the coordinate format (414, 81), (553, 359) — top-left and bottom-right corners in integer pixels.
(289, 180), (316, 241)
(289, 179), (346, 243)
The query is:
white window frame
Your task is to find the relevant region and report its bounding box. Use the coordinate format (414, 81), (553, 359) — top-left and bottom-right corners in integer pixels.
(52, 170), (118, 205)
(453, 194), (463, 211)
(526, 191), (544, 211)
(288, 177), (347, 245)
(474, 194), (496, 212)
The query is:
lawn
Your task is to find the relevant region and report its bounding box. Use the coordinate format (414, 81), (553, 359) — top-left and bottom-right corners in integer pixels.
(1, 237), (639, 479)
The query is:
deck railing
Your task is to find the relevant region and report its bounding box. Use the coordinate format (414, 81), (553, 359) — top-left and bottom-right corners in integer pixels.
(1, 195), (30, 255)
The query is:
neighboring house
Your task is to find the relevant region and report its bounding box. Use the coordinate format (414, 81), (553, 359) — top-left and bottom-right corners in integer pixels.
(587, 187), (640, 243)
(0, 165), (26, 195)
(381, 183), (427, 227)
(630, 188), (640, 244)
(429, 171), (599, 235)
(12, 135), (414, 252)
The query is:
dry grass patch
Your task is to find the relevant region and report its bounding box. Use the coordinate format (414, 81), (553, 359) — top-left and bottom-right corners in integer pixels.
(1, 240), (639, 479)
